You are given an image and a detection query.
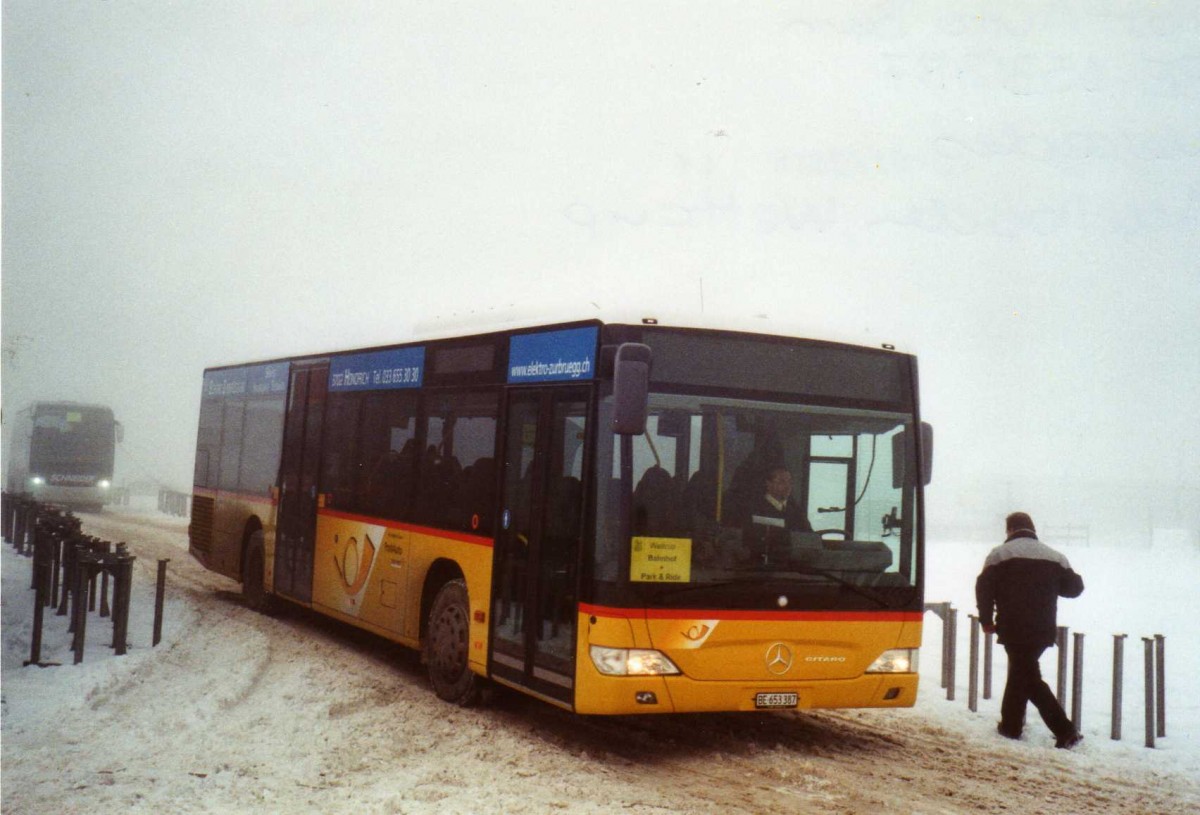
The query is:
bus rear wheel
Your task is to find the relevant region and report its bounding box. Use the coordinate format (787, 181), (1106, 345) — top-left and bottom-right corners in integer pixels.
(242, 531), (276, 615)
(425, 579), (481, 706)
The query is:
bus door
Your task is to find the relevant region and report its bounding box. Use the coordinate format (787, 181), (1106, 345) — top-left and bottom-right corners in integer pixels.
(491, 387), (589, 705)
(275, 363), (328, 603)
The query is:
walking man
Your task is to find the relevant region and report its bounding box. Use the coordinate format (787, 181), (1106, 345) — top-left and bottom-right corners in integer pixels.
(976, 511), (1085, 748)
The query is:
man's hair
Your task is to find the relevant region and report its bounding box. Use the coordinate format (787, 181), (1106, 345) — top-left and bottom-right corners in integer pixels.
(1005, 511), (1036, 536)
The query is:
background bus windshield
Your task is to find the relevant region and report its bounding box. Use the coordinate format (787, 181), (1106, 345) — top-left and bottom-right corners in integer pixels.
(30, 406), (115, 472)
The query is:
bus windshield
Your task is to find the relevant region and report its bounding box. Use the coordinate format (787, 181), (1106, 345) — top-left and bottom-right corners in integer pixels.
(593, 392), (921, 611)
(30, 406), (115, 472)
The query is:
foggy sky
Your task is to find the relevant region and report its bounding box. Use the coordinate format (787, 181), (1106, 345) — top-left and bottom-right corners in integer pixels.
(3, 2), (1198, 531)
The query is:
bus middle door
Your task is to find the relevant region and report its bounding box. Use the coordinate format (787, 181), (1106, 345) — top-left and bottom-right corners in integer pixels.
(275, 363), (328, 604)
(491, 388), (589, 706)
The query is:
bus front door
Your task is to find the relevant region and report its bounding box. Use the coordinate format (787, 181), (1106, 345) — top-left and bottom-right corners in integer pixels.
(275, 363), (328, 604)
(491, 388), (589, 707)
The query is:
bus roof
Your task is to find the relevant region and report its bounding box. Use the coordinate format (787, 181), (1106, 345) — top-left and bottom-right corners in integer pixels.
(412, 307), (909, 354)
(204, 309), (911, 374)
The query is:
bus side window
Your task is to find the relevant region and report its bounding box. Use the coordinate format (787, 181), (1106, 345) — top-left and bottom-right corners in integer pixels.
(416, 390), (498, 533)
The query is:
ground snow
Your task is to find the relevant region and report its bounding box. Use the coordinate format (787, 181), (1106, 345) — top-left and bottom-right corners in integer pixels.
(2, 507), (1196, 814)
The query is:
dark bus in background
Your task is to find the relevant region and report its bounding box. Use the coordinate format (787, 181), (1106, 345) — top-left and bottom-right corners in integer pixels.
(5, 401), (122, 510)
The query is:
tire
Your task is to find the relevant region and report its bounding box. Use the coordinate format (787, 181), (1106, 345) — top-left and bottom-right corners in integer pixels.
(242, 531), (276, 615)
(425, 579), (482, 705)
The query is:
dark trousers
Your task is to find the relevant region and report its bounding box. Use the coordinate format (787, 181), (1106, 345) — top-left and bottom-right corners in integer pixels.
(1001, 644), (1075, 739)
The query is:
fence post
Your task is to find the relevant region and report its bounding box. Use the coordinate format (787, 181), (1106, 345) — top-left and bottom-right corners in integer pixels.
(1071, 632), (1084, 730)
(1143, 637), (1155, 748)
(983, 629), (994, 700)
(968, 615), (979, 712)
(1154, 635), (1166, 738)
(940, 605), (949, 689)
(1112, 634), (1126, 741)
(946, 608), (957, 701)
(1056, 626), (1069, 705)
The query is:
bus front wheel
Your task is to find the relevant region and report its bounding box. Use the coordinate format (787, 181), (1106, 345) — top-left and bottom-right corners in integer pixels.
(425, 579), (482, 706)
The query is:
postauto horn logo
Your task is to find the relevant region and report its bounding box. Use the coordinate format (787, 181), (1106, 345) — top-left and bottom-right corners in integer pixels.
(332, 533), (376, 600)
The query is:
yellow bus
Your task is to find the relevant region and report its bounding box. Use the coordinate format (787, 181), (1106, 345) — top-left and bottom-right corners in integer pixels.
(188, 315), (932, 713)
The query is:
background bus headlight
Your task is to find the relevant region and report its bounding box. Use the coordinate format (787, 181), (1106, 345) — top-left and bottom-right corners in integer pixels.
(30, 476), (45, 486)
(866, 648), (918, 673)
(98, 479), (111, 489)
(590, 646), (682, 676)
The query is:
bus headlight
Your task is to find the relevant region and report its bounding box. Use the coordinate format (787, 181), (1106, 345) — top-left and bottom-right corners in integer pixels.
(30, 476), (46, 486)
(866, 648), (918, 673)
(98, 480), (111, 489)
(590, 646), (682, 676)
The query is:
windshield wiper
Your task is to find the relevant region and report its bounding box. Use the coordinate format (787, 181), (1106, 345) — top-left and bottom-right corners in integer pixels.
(657, 576), (769, 599)
(655, 569), (898, 610)
(787, 567), (897, 609)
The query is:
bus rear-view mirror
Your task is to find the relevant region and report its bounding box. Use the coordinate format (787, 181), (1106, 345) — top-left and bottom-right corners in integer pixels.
(892, 422), (933, 488)
(612, 343), (651, 436)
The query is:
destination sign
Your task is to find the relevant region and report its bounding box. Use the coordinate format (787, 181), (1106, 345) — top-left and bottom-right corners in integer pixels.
(507, 326), (598, 383)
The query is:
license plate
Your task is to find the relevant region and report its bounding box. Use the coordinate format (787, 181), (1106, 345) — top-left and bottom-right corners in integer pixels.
(755, 692), (798, 709)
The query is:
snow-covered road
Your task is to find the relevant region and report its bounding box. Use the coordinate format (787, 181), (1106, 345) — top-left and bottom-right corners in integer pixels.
(3, 509), (1196, 814)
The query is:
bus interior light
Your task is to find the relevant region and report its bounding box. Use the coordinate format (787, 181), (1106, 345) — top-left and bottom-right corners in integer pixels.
(866, 649), (918, 673)
(590, 646), (681, 677)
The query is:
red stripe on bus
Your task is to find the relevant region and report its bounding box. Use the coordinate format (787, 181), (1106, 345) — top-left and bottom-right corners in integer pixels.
(579, 603), (921, 623)
(317, 509), (494, 548)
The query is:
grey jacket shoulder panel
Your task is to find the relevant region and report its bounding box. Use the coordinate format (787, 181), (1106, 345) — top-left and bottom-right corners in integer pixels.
(984, 536), (1072, 570)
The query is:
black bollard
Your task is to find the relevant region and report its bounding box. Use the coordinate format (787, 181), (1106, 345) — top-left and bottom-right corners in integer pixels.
(153, 559), (170, 646)
(72, 555), (92, 664)
(26, 550), (51, 666)
(65, 542), (86, 630)
(111, 546), (135, 656)
(88, 552), (99, 613)
(1112, 634), (1126, 741)
(96, 541), (112, 618)
(1071, 632), (1085, 730)
(12, 498), (26, 554)
(50, 532), (64, 608)
(1142, 637), (1155, 748)
(21, 500), (38, 555)
(1056, 626), (1069, 705)
(1155, 635), (1165, 738)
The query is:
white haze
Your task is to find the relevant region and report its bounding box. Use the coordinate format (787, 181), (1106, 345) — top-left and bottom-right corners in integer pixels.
(2, 3), (1198, 544)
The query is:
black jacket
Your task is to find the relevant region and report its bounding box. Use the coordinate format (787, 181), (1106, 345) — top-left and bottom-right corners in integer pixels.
(975, 534), (1084, 647)
(748, 495), (813, 532)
